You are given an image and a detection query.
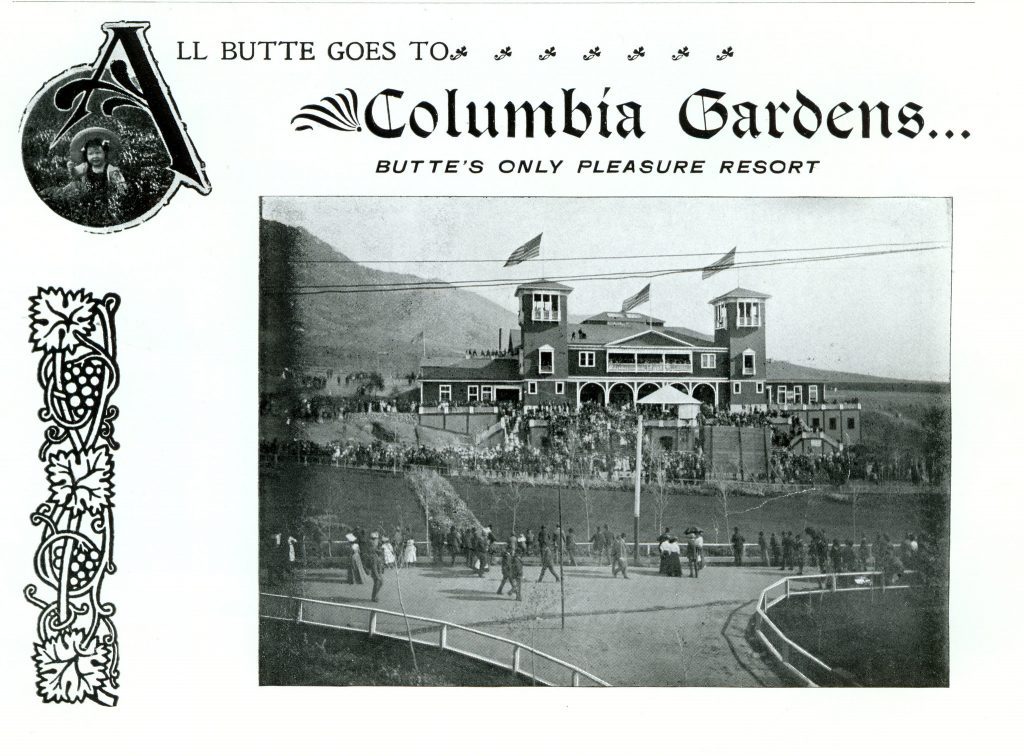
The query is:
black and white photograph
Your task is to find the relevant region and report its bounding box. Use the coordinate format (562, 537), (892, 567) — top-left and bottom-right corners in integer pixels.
(258, 196), (951, 687)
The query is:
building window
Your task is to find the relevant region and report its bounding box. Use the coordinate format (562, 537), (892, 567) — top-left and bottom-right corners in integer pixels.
(481, 386), (493, 401)
(755, 381), (764, 394)
(531, 293), (560, 322)
(579, 351), (595, 368)
(737, 300), (761, 328)
(527, 381), (538, 395)
(700, 353), (716, 369)
(811, 418), (821, 430)
(793, 385), (803, 404)
(777, 385), (788, 404)
(439, 384), (451, 402)
(715, 304), (728, 330)
(539, 347), (554, 375)
(743, 350), (756, 376)
(733, 382), (742, 395)
(829, 417), (837, 431)
(555, 381), (565, 395)
(847, 417), (856, 430)
(808, 385), (819, 404)
(467, 385), (479, 402)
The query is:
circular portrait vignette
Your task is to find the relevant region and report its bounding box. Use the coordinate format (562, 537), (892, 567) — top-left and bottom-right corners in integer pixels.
(21, 67), (176, 231)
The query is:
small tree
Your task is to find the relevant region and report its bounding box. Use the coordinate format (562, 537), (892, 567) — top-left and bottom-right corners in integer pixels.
(652, 465), (671, 534)
(921, 406), (950, 486)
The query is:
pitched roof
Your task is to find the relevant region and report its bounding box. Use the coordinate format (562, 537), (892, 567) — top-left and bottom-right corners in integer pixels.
(566, 323), (715, 348)
(765, 361), (829, 381)
(513, 279), (574, 295)
(708, 287), (771, 304)
(420, 357), (520, 381)
(582, 311), (666, 327)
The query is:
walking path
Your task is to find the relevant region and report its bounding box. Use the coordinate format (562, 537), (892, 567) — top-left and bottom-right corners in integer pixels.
(281, 560), (787, 686)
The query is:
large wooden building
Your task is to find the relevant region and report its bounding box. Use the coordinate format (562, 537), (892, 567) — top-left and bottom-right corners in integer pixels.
(420, 279), (853, 431)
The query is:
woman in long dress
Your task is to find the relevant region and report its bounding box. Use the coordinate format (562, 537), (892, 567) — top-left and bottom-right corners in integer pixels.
(348, 535), (368, 584)
(665, 537), (683, 577)
(382, 538), (397, 568)
(403, 537), (417, 566)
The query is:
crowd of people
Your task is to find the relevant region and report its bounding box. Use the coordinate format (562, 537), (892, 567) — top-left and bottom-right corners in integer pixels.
(264, 512), (934, 609)
(750, 527), (929, 585)
(260, 393), (939, 488)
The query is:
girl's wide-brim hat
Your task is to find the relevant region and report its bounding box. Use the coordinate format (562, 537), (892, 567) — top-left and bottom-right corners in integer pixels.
(68, 126), (121, 164)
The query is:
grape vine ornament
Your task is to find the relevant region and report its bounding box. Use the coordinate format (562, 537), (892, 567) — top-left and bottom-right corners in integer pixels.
(26, 287), (120, 706)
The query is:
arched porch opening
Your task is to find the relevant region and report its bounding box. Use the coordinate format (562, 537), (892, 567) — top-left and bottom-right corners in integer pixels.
(578, 382), (606, 406)
(608, 383), (634, 407)
(692, 383), (718, 407)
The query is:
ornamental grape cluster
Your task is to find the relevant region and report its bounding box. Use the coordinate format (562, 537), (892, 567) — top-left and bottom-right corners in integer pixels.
(62, 359), (104, 413)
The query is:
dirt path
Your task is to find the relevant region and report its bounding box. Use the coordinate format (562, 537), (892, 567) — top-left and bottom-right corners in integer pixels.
(283, 561), (787, 686)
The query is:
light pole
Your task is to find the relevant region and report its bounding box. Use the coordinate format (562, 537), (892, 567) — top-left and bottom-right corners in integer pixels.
(633, 411), (643, 566)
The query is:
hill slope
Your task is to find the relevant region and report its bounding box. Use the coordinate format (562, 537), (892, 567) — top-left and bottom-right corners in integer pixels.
(260, 219), (518, 377)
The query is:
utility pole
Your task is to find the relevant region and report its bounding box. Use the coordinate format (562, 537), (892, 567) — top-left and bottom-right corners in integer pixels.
(558, 485), (566, 630)
(633, 411), (643, 566)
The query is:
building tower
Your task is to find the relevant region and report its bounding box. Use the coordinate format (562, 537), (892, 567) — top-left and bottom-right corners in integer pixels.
(710, 287), (770, 410)
(515, 280), (572, 405)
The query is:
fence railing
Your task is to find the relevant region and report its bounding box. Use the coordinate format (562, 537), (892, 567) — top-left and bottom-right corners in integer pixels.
(259, 593), (610, 687)
(753, 571), (912, 687)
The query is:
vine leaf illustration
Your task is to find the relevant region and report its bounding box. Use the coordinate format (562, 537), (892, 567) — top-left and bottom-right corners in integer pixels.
(34, 630), (110, 703)
(29, 288), (96, 353)
(47, 447), (114, 515)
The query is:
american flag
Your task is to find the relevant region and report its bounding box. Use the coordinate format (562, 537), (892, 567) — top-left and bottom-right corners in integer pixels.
(701, 247), (736, 279)
(621, 283), (650, 312)
(503, 233), (543, 267)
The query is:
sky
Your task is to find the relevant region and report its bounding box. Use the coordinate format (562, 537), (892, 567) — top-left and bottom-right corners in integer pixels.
(262, 196), (952, 382)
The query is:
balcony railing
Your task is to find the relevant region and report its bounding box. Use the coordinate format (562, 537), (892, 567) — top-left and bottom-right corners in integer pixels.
(607, 362), (693, 373)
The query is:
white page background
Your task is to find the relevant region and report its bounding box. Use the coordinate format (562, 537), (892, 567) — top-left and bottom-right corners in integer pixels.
(1, 1), (1021, 751)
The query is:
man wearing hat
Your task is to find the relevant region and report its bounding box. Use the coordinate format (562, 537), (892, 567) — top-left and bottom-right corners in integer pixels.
(611, 533), (629, 579)
(508, 547), (524, 601)
(497, 542), (515, 596)
(731, 526), (746, 567)
(367, 532), (386, 601)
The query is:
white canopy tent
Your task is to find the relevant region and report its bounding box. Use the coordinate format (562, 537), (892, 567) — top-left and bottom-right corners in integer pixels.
(635, 385), (702, 421)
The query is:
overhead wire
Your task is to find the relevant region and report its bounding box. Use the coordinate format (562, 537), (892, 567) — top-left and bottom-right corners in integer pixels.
(269, 243), (948, 296)
(290, 239), (948, 265)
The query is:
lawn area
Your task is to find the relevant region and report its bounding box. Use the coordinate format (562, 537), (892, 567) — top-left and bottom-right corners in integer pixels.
(260, 619), (530, 686)
(451, 478), (946, 544)
(261, 462), (948, 547)
(768, 588), (948, 686)
(260, 464), (424, 536)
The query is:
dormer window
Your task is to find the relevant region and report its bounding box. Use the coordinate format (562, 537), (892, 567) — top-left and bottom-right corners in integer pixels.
(742, 349), (756, 375)
(532, 293), (560, 322)
(538, 346), (554, 374)
(715, 304), (727, 330)
(737, 300), (761, 327)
